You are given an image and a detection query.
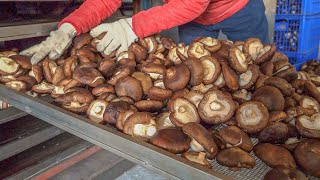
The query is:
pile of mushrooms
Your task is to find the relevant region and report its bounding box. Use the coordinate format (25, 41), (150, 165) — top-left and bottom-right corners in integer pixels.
(1, 35), (320, 178)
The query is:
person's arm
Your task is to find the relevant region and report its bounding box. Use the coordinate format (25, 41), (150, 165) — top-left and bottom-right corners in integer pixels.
(132, 0), (211, 38)
(59, 0), (122, 35)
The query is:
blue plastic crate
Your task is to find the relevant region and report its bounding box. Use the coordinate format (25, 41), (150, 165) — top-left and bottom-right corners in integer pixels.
(287, 48), (318, 65)
(274, 15), (320, 62)
(276, 0), (320, 15)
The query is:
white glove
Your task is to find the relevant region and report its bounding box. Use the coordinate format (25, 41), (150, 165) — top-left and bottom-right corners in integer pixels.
(20, 23), (77, 64)
(90, 18), (138, 56)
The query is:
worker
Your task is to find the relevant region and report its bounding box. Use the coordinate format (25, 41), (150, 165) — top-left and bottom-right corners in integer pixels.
(21, 0), (269, 64)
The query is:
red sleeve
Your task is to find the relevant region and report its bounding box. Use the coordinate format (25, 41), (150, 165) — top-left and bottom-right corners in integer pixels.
(132, 0), (211, 38)
(59, 0), (122, 35)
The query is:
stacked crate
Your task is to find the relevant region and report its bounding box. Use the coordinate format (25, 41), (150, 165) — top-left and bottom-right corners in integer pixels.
(273, 0), (320, 69)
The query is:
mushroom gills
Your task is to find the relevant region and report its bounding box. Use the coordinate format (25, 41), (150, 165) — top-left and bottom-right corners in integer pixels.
(239, 71), (253, 87)
(240, 104), (263, 126)
(190, 138), (205, 152)
(204, 94), (231, 117)
(0, 57), (19, 74)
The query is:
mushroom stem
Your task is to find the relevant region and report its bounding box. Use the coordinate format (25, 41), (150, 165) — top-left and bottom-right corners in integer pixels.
(210, 102), (222, 110)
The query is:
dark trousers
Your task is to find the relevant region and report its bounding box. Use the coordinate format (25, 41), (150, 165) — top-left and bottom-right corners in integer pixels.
(179, 0), (269, 44)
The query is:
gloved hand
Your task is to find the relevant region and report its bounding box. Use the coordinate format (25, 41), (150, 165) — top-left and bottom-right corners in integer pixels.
(20, 23), (77, 64)
(90, 18), (138, 56)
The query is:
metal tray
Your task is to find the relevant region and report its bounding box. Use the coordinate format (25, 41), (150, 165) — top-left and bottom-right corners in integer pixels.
(0, 84), (316, 180)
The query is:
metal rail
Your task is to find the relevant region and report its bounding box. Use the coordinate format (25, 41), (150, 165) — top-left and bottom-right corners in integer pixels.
(0, 107), (28, 125)
(0, 84), (230, 180)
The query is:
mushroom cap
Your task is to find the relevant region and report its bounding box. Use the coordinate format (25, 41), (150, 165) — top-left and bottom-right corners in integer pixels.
(150, 128), (191, 154)
(191, 83), (215, 93)
(108, 66), (133, 85)
(110, 96), (134, 104)
(123, 112), (157, 141)
(216, 147), (256, 169)
(63, 56), (78, 78)
(92, 83), (115, 96)
(264, 168), (307, 180)
(198, 37), (221, 52)
(258, 122), (289, 144)
(103, 101), (131, 124)
(10, 55), (32, 69)
(200, 56), (221, 84)
(218, 126), (253, 152)
(31, 81), (55, 94)
(17, 75), (37, 91)
(252, 86), (285, 111)
(141, 63), (166, 80)
(182, 122), (218, 158)
(167, 46), (181, 64)
(176, 43), (189, 62)
(259, 61), (274, 76)
(86, 100), (109, 124)
(156, 112), (175, 130)
(221, 61), (239, 91)
(271, 51), (289, 63)
(269, 111), (288, 122)
(0, 75), (17, 84)
(131, 72), (153, 94)
(0, 57), (20, 75)
(116, 51), (135, 62)
(243, 38), (264, 61)
(198, 90), (236, 124)
(264, 77), (294, 96)
(147, 86), (173, 101)
(5, 80), (27, 92)
(183, 90), (204, 108)
(98, 59), (116, 78)
(293, 139), (320, 177)
(239, 64), (259, 90)
(160, 37), (176, 50)
(73, 33), (92, 49)
(299, 96), (320, 113)
(296, 113), (320, 139)
(52, 66), (65, 85)
(236, 101), (269, 134)
(228, 47), (248, 73)
(188, 42), (211, 58)
(115, 76), (143, 101)
(255, 44), (276, 65)
(215, 41), (235, 60)
(182, 152), (212, 168)
(253, 143), (296, 169)
(255, 74), (269, 90)
(164, 64), (190, 91)
(304, 81), (320, 103)
(55, 88), (94, 104)
(169, 98), (200, 127)
(73, 67), (104, 87)
(213, 72), (226, 88)
(116, 106), (137, 131)
(128, 43), (148, 63)
(274, 66), (298, 82)
(183, 58), (204, 86)
(232, 89), (252, 104)
(134, 100), (163, 112)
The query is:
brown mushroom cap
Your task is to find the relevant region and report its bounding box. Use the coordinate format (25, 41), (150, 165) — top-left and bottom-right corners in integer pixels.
(164, 64), (190, 91)
(188, 42), (211, 59)
(98, 59), (116, 78)
(123, 112), (157, 141)
(232, 89), (252, 104)
(116, 106), (137, 131)
(134, 100), (163, 112)
(115, 76), (143, 101)
(200, 56), (221, 85)
(296, 113), (320, 139)
(213, 73), (226, 88)
(17, 75), (37, 91)
(269, 111), (288, 122)
(63, 56), (78, 78)
(254, 143), (296, 169)
(255, 44), (276, 65)
(55, 89), (94, 113)
(169, 98), (200, 127)
(259, 61), (274, 76)
(73, 67), (104, 87)
(293, 139), (320, 177)
(271, 51), (289, 63)
(264, 168), (307, 180)
(228, 47), (248, 73)
(236, 101), (269, 134)
(258, 122), (289, 144)
(183, 90), (204, 108)
(110, 96), (134, 104)
(239, 64), (259, 89)
(103, 101), (131, 124)
(182, 122), (218, 158)
(51, 66), (65, 85)
(131, 72), (153, 94)
(92, 83), (115, 96)
(108, 66), (133, 85)
(128, 43), (148, 63)
(198, 90), (235, 124)
(255, 74), (269, 90)
(264, 77), (294, 96)
(156, 112), (175, 130)
(27, 65), (42, 83)
(218, 126), (253, 152)
(243, 38), (264, 62)
(182, 152), (212, 168)
(150, 128), (191, 154)
(5, 80), (27, 92)
(221, 61), (239, 91)
(160, 37), (176, 50)
(198, 37), (221, 52)
(10, 55), (32, 69)
(31, 81), (55, 94)
(141, 63), (166, 80)
(216, 147), (256, 169)
(86, 100), (109, 124)
(274, 65), (298, 82)
(73, 33), (92, 49)
(0, 75), (16, 83)
(116, 51), (135, 62)
(183, 58), (204, 86)
(147, 86), (173, 101)
(252, 86), (285, 111)
(0, 57), (20, 75)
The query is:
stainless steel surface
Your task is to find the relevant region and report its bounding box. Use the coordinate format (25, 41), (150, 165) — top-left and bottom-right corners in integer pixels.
(0, 21), (58, 41)
(8, 141), (93, 180)
(0, 107), (28, 125)
(0, 84), (228, 180)
(0, 126), (64, 161)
